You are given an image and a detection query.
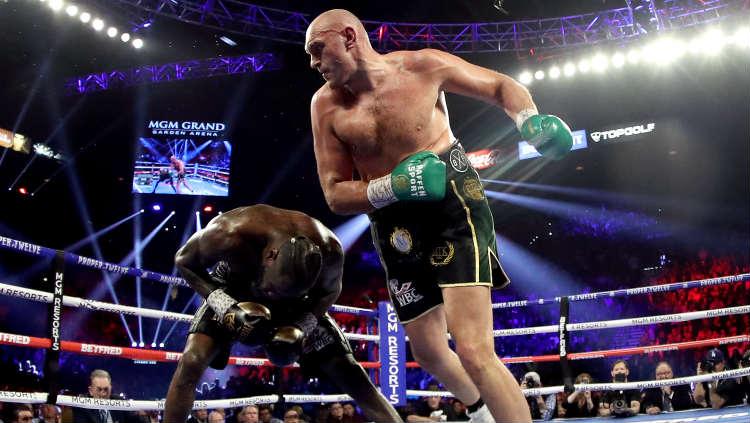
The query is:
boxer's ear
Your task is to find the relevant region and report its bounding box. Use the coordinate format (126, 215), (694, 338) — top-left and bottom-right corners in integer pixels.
(343, 27), (357, 49)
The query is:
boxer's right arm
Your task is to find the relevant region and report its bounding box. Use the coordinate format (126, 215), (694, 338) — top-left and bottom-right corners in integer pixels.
(175, 226), (271, 336)
(311, 92), (374, 215)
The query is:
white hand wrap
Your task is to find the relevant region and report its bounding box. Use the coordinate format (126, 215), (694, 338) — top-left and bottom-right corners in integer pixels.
(366, 174), (397, 209)
(206, 289), (236, 317)
(515, 107), (539, 132)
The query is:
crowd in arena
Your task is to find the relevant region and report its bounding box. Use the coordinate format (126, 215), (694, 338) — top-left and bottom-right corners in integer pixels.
(1, 246), (749, 422)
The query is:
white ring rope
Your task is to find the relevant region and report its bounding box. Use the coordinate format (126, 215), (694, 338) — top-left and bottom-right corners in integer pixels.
(2, 368), (748, 410)
(0, 281), (379, 341)
(2, 282), (748, 342)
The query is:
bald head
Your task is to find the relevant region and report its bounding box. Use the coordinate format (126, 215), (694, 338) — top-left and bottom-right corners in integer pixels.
(306, 9), (371, 51)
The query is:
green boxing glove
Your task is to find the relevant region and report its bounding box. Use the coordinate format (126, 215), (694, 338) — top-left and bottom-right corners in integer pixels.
(517, 110), (574, 160)
(367, 151), (446, 209)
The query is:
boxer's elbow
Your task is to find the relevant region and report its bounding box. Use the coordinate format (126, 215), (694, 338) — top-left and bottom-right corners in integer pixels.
(324, 189), (361, 216)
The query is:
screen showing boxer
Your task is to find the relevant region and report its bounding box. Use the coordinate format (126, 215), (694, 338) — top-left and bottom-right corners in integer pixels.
(131, 119), (231, 196)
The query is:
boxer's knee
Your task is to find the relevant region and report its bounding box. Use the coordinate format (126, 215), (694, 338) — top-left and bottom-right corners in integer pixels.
(455, 340), (495, 378)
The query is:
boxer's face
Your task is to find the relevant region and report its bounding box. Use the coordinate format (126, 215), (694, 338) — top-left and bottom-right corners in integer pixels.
(306, 27), (356, 88)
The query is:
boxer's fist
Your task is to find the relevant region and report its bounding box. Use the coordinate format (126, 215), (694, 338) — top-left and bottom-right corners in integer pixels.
(367, 151), (446, 209)
(223, 302), (272, 340)
(264, 326), (304, 366)
(520, 114), (573, 160)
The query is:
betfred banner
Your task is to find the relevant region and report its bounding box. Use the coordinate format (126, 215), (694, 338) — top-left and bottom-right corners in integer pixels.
(378, 301), (406, 406)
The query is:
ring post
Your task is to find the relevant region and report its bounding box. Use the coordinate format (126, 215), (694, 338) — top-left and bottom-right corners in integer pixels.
(377, 301), (405, 406)
(559, 296), (574, 394)
(43, 250), (65, 404)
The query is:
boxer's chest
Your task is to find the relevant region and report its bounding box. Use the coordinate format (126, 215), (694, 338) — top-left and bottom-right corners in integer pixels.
(332, 73), (441, 171)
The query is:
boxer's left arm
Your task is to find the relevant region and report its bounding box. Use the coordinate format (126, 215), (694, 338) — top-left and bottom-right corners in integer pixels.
(418, 49), (573, 159)
(415, 48), (536, 128)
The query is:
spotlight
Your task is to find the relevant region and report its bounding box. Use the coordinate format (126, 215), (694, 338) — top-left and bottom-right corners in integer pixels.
(159, 342), (165, 348)
(65, 5), (78, 16)
(534, 70), (545, 80)
(132, 38), (144, 49)
(578, 59), (591, 73)
(591, 54), (608, 72)
(79, 12), (91, 23)
(120, 33), (131, 42)
(518, 71), (533, 85)
(203, 205), (213, 213)
(131, 341), (137, 347)
(549, 66), (561, 79)
(732, 27), (750, 48)
(49, 0), (64, 12)
(695, 29), (725, 55)
(138, 342), (145, 347)
(107, 27), (118, 38)
(152, 204), (161, 211)
(18, 187), (28, 195)
(139, 209), (145, 213)
(611, 52), (625, 68)
(627, 49), (641, 64)
(563, 62), (576, 77)
(92, 18), (104, 31)
(151, 342), (156, 348)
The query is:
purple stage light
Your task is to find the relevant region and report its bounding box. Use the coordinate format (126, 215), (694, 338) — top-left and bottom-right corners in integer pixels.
(152, 204), (161, 211)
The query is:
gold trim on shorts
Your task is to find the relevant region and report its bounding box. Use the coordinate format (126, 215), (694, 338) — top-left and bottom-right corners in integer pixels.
(437, 282), (493, 288)
(450, 180), (480, 282)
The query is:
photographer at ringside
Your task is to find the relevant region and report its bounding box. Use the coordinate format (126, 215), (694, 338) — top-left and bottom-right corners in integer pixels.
(693, 348), (745, 409)
(519, 372), (556, 420)
(598, 360), (640, 417)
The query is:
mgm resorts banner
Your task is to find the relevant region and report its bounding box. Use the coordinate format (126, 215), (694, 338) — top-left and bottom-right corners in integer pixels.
(378, 301), (406, 406)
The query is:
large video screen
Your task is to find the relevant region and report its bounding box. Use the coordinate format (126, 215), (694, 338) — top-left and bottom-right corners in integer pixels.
(132, 120), (231, 196)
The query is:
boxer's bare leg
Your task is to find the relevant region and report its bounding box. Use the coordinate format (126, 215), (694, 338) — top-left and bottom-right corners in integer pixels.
(164, 334), (221, 423)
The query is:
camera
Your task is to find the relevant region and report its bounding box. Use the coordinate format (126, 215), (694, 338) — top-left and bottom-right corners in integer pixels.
(611, 392), (635, 417)
(613, 373), (626, 383)
(525, 376), (539, 388)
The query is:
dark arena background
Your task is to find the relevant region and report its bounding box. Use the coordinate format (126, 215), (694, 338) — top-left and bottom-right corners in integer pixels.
(0, 1), (749, 422)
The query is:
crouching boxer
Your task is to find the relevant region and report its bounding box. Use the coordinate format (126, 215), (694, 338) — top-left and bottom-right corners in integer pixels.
(164, 204), (402, 423)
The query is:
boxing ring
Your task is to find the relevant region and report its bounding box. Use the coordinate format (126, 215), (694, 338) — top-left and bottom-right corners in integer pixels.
(132, 161), (229, 196)
(0, 234), (748, 421)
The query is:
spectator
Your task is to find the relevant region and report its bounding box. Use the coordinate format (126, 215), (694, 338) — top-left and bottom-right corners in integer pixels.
(325, 403), (343, 423)
(341, 403), (363, 423)
(258, 406), (281, 423)
(406, 383), (455, 422)
(563, 373), (599, 418)
(599, 360), (640, 417)
(739, 349), (750, 404)
(208, 411), (225, 423)
(449, 399), (469, 421)
(287, 407), (308, 423)
(40, 405), (61, 423)
(642, 361), (694, 414)
(282, 409), (299, 423)
(519, 371), (556, 420)
(236, 406), (259, 423)
(693, 348), (745, 408)
(72, 370), (136, 423)
(10, 405), (33, 423)
(188, 409), (209, 423)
